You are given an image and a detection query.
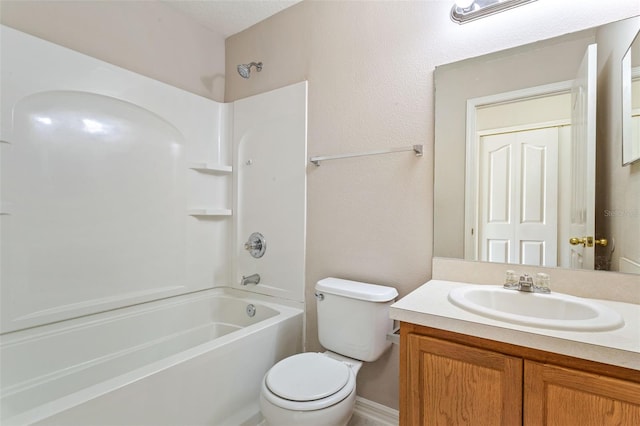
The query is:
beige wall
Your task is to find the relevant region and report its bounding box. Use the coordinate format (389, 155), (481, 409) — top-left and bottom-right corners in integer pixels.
(228, 2), (435, 408)
(0, 0), (226, 101)
(225, 0), (640, 409)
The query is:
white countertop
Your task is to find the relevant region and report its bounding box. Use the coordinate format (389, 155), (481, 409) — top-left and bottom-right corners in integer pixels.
(390, 280), (640, 371)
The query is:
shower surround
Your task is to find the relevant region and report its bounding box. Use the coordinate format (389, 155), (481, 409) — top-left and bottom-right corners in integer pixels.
(0, 26), (307, 424)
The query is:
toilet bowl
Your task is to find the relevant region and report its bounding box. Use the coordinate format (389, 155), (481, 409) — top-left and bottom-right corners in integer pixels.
(259, 278), (397, 426)
(259, 352), (362, 426)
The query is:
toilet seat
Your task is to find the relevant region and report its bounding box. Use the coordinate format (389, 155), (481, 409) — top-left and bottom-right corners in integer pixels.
(262, 353), (356, 411)
(267, 353), (350, 401)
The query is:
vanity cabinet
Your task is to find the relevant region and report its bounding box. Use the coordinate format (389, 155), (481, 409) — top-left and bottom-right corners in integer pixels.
(403, 332), (522, 424)
(400, 322), (640, 426)
(525, 361), (640, 425)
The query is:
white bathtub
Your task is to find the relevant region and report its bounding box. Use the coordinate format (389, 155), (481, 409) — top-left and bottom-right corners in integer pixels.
(0, 288), (304, 425)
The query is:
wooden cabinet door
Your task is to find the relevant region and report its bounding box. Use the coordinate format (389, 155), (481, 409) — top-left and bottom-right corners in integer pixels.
(403, 333), (523, 425)
(524, 361), (640, 426)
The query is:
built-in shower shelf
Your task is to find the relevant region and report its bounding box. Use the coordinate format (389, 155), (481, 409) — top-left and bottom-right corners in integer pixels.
(188, 163), (232, 173)
(188, 209), (232, 217)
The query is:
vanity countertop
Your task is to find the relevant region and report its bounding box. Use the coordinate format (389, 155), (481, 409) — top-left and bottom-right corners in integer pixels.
(390, 280), (640, 371)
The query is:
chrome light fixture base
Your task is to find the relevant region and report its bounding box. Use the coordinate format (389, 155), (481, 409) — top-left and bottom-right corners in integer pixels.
(451, 0), (537, 24)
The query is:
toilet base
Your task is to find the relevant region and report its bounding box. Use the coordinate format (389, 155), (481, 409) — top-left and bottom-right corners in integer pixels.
(259, 386), (356, 426)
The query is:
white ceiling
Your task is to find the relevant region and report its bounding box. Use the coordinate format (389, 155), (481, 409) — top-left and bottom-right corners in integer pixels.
(163, 0), (303, 38)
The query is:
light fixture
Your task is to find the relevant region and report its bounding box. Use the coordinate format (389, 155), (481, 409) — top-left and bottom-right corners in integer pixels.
(451, 0), (537, 24)
(455, 0), (475, 8)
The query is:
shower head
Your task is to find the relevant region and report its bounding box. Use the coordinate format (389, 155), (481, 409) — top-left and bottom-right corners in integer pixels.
(237, 62), (263, 79)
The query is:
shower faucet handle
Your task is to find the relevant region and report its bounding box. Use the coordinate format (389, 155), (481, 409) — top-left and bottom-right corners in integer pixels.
(244, 232), (266, 258)
(244, 240), (261, 250)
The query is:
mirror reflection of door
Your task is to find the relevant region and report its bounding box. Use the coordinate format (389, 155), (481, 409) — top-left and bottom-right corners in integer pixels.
(568, 44), (597, 270)
(467, 45), (597, 269)
(478, 127), (560, 266)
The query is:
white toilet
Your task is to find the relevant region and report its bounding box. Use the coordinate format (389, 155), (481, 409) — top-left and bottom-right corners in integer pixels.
(259, 277), (398, 426)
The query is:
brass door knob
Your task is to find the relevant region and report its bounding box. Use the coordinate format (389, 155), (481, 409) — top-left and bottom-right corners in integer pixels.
(594, 237), (608, 247)
(569, 236), (608, 247)
(569, 237), (587, 246)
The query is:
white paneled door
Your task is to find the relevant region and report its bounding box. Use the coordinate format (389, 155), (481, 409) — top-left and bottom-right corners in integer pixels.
(479, 127), (559, 266)
(569, 44), (598, 270)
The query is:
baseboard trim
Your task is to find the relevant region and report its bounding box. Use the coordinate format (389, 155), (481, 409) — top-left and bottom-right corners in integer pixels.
(353, 396), (399, 426)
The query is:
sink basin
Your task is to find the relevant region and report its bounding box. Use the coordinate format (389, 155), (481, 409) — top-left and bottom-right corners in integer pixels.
(448, 286), (624, 331)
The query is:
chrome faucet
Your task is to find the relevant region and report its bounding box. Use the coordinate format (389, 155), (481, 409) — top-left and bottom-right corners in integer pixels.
(241, 273), (261, 286)
(517, 274), (534, 292)
(503, 271), (550, 294)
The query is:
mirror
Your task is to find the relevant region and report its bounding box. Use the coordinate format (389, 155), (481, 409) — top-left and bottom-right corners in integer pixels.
(622, 30), (640, 165)
(434, 16), (640, 274)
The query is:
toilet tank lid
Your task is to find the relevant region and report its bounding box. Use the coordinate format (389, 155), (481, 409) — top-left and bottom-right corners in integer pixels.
(316, 278), (398, 302)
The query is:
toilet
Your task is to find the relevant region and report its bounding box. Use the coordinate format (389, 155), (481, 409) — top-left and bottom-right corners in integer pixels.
(259, 277), (398, 426)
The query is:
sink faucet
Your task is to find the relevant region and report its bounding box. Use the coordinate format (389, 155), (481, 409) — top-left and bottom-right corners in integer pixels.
(518, 274), (534, 292)
(503, 271), (551, 294)
(241, 273), (261, 286)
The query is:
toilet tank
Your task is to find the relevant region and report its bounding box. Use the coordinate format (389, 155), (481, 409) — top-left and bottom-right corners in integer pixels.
(315, 278), (398, 362)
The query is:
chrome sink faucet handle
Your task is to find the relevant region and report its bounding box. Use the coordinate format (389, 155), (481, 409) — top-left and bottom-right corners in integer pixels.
(534, 272), (551, 293)
(504, 270), (519, 290)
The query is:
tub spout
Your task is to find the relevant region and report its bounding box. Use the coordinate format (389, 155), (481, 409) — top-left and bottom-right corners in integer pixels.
(241, 274), (261, 286)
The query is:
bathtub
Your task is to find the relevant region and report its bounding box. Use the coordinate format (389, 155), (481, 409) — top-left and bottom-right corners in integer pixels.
(0, 287), (304, 425)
